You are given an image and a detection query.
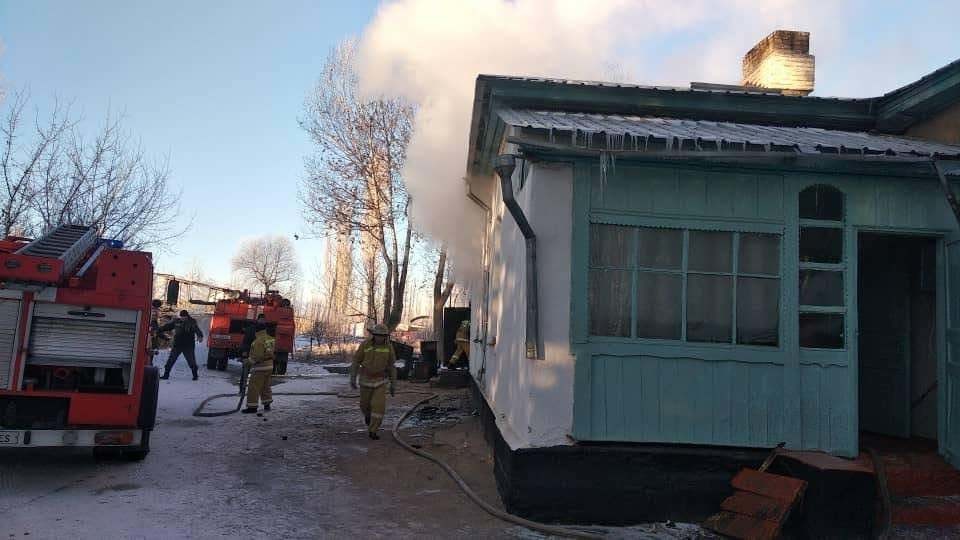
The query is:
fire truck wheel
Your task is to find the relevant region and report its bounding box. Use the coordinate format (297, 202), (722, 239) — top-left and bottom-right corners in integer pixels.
(122, 430), (151, 461)
(206, 349), (224, 370)
(273, 352), (288, 375)
(216, 356), (228, 371)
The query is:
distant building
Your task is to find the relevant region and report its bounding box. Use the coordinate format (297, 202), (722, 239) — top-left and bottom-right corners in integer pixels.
(464, 30), (960, 523)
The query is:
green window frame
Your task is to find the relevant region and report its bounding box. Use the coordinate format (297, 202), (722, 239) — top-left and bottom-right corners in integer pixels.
(587, 223), (782, 347)
(797, 184), (846, 350)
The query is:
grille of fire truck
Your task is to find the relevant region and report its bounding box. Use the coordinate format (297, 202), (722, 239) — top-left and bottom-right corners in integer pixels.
(15, 224), (98, 279)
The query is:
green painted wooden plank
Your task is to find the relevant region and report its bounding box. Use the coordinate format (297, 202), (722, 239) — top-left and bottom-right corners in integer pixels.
(606, 356), (625, 440)
(730, 362), (751, 445)
(640, 355), (661, 440)
(622, 355), (645, 439)
(572, 350), (592, 439)
(800, 365), (821, 450)
(589, 212), (785, 233)
(757, 173), (785, 221)
(713, 361), (733, 442)
(591, 354), (607, 439)
(733, 174), (759, 218)
(692, 359), (714, 442)
(571, 163), (591, 345)
(747, 364), (767, 446)
(706, 172), (738, 218)
(650, 168), (682, 214)
(659, 358), (682, 442)
(679, 170), (709, 216)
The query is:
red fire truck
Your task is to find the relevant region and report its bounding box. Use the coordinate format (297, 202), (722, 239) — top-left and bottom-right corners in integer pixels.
(205, 290), (293, 375)
(0, 225), (158, 460)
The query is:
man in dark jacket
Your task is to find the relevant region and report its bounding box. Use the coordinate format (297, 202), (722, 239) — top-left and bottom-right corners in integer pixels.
(160, 310), (205, 380)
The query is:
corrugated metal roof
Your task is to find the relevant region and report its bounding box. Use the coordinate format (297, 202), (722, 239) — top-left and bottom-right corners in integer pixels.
(478, 74), (868, 102)
(499, 109), (960, 157)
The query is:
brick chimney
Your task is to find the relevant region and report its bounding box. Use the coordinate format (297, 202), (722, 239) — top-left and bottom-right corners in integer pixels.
(741, 30), (815, 96)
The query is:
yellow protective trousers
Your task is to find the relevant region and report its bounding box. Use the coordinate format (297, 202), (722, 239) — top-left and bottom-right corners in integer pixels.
(359, 384), (387, 433)
(246, 370), (273, 408)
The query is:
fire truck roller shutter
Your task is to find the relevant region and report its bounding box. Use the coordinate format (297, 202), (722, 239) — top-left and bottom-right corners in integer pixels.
(28, 303), (138, 369)
(0, 300), (21, 389)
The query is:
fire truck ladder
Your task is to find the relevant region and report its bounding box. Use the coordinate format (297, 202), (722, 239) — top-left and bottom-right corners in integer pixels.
(15, 225), (98, 280)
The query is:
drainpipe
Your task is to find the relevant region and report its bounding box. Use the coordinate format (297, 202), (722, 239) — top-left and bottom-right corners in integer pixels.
(493, 154), (541, 359)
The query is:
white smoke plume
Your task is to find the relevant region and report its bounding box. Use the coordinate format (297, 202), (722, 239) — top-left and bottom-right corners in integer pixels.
(355, 0), (933, 276)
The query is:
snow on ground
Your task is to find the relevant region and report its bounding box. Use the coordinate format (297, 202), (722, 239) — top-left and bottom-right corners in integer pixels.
(1, 340), (707, 539)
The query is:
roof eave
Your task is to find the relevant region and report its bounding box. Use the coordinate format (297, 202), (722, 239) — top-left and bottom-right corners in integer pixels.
(877, 58), (960, 132)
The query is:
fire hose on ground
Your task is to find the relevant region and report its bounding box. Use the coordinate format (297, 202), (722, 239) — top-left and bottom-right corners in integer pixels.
(193, 371), (604, 538)
(191, 368), (433, 417)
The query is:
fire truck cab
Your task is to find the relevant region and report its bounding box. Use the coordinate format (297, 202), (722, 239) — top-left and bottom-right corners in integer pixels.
(0, 225), (158, 460)
(206, 290), (293, 375)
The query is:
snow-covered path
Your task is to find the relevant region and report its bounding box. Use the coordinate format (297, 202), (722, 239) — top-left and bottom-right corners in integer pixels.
(0, 346), (518, 539)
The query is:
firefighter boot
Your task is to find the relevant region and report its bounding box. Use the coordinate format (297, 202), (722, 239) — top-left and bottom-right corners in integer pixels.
(241, 407), (258, 414)
(160, 370), (170, 380)
(191, 367), (199, 381)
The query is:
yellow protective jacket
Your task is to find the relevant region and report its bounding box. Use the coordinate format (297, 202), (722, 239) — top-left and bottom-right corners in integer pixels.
(350, 339), (397, 388)
(248, 330), (275, 372)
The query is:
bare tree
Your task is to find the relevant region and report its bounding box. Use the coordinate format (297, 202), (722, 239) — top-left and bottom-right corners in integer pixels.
(1, 91), (71, 237)
(433, 245), (454, 355)
(300, 39), (416, 330)
(231, 235), (300, 293)
(0, 90), (186, 249)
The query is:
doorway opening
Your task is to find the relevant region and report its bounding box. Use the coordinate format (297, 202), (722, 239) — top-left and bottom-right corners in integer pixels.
(858, 233), (938, 442)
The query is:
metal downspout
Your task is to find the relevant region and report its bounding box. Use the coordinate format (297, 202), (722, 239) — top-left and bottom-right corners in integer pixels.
(494, 154), (541, 359)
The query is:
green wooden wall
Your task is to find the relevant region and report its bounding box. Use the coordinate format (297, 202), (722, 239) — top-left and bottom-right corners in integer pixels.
(571, 160), (956, 456)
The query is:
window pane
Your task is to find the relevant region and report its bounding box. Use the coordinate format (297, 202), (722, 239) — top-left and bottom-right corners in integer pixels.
(689, 231), (732, 272)
(637, 227), (682, 269)
(588, 269), (631, 337)
(799, 185), (843, 221)
(800, 227), (843, 264)
(590, 224), (633, 267)
(636, 272), (682, 339)
(739, 233), (780, 275)
(737, 278), (780, 346)
(687, 274), (732, 343)
(799, 270), (844, 306)
(799, 313), (844, 349)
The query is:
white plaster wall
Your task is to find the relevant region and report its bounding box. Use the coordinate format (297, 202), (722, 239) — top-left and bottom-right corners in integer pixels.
(469, 161), (575, 449)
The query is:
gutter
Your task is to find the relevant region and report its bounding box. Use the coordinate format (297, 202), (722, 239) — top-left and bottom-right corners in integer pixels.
(493, 154), (541, 359)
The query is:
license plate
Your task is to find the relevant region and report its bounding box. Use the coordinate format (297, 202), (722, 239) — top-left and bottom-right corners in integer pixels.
(0, 431), (23, 446)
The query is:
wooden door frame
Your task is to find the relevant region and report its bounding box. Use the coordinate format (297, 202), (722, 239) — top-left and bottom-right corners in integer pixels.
(853, 227), (947, 449)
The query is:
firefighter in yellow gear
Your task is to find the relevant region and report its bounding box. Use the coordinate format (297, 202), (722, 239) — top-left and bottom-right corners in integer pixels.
(449, 320), (470, 367)
(242, 323), (275, 413)
(350, 324), (397, 440)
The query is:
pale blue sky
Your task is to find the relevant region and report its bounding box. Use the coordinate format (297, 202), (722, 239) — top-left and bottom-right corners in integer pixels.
(1, 0), (958, 291)
(0, 0), (379, 285)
